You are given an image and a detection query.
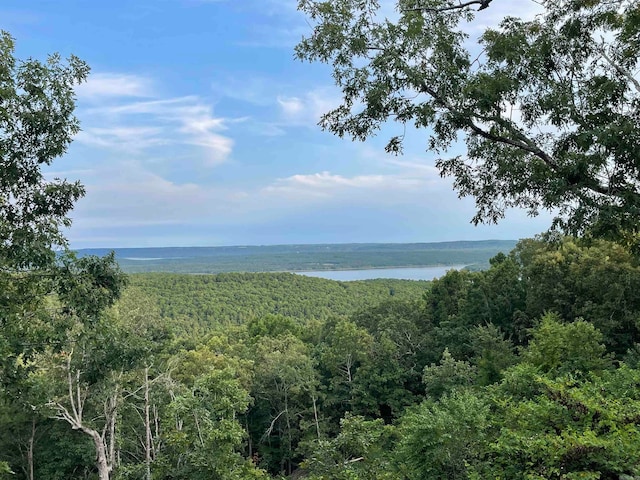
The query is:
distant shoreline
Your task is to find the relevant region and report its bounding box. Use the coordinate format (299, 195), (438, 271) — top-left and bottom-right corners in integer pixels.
(287, 263), (468, 273)
(82, 240), (515, 275)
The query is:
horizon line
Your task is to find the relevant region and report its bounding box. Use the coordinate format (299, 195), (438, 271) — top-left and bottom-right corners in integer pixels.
(72, 238), (519, 251)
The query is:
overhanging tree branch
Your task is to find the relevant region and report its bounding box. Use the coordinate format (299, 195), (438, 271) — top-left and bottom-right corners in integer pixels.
(402, 0), (492, 13)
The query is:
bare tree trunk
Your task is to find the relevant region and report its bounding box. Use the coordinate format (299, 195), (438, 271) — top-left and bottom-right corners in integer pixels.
(153, 404), (161, 458)
(28, 418), (35, 480)
(144, 366), (152, 480)
(107, 385), (119, 470)
(90, 430), (111, 480)
(312, 394), (321, 439)
(285, 393), (292, 476)
(49, 350), (117, 480)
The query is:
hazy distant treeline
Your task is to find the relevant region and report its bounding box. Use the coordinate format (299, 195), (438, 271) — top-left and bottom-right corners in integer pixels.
(76, 240), (518, 274)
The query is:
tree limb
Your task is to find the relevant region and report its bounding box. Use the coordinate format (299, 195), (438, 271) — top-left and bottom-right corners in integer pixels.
(417, 81), (559, 170)
(598, 43), (640, 94)
(403, 0), (492, 13)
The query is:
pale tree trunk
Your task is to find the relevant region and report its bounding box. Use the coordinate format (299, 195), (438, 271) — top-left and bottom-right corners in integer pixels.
(311, 394), (321, 440)
(153, 404), (161, 458)
(90, 429), (111, 480)
(107, 385), (119, 472)
(342, 353), (355, 406)
(284, 391), (292, 476)
(28, 418), (35, 480)
(48, 350), (119, 480)
(145, 366), (152, 480)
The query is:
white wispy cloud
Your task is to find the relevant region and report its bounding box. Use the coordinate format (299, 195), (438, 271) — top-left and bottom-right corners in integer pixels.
(276, 87), (342, 127)
(262, 169), (432, 202)
(212, 76), (278, 106)
(277, 95), (304, 116)
(211, 73), (343, 134)
(76, 77), (236, 165)
(76, 73), (155, 99)
(75, 126), (167, 151)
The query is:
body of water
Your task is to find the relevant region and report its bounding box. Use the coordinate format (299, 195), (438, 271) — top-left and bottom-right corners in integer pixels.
(295, 265), (466, 281)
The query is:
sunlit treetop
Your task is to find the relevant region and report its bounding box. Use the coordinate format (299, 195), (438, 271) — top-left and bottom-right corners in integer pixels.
(0, 30), (89, 270)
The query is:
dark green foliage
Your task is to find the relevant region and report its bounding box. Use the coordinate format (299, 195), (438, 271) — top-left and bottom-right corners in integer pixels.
(524, 313), (613, 376)
(0, 30), (91, 382)
(350, 299), (434, 418)
(0, 31), (88, 271)
(350, 332), (417, 423)
(5, 236), (640, 479)
(468, 323), (517, 386)
(301, 414), (397, 480)
(30, 422), (95, 480)
(129, 272), (428, 335)
(159, 366), (264, 480)
(478, 366), (640, 479)
(424, 237), (640, 357)
(397, 390), (490, 480)
(0, 32), (130, 479)
(315, 319), (374, 427)
(56, 252), (128, 319)
(517, 238), (640, 354)
(250, 334), (319, 475)
(395, 318), (640, 480)
(422, 349), (477, 400)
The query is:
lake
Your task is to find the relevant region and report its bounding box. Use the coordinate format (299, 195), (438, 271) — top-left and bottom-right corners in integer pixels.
(295, 265), (466, 281)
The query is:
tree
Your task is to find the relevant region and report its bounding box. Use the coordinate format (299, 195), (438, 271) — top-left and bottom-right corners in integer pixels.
(0, 31), (131, 478)
(422, 348), (477, 400)
(0, 28), (91, 382)
(160, 364), (266, 480)
(396, 389), (490, 480)
(516, 237), (640, 355)
(318, 319), (374, 420)
(300, 414), (397, 480)
(37, 274), (146, 480)
(250, 334), (319, 475)
(296, 0), (640, 240)
(0, 30), (88, 269)
(524, 313), (612, 377)
(0, 28), (99, 376)
(477, 364), (640, 479)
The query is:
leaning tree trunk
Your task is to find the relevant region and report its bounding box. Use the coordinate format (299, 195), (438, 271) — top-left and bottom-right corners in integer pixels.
(48, 350), (118, 480)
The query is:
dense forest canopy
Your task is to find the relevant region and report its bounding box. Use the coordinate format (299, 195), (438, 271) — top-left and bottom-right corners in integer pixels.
(2, 0), (640, 478)
(4, 237), (640, 478)
(129, 272), (428, 335)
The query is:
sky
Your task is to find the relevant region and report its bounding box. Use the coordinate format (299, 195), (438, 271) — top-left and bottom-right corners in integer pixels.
(3, 0), (553, 248)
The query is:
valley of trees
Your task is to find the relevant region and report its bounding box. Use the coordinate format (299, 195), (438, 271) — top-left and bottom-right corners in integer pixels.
(1, 0), (640, 478)
(4, 238), (640, 479)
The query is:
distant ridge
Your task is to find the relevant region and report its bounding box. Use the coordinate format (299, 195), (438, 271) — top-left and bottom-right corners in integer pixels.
(75, 240), (518, 274)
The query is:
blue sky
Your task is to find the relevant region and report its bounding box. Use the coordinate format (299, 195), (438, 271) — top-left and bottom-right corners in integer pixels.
(5, 0), (552, 248)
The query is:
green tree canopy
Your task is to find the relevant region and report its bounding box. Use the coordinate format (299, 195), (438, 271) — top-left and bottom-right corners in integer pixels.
(0, 31), (88, 268)
(296, 0), (640, 240)
(0, 31), (129, 386)
(0, 31), (129, 479)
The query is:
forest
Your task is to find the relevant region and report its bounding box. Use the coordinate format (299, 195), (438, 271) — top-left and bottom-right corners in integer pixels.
(76, 241), (517, 274)
(4, 238), (640, 479)
(2, 0), (640, 478)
